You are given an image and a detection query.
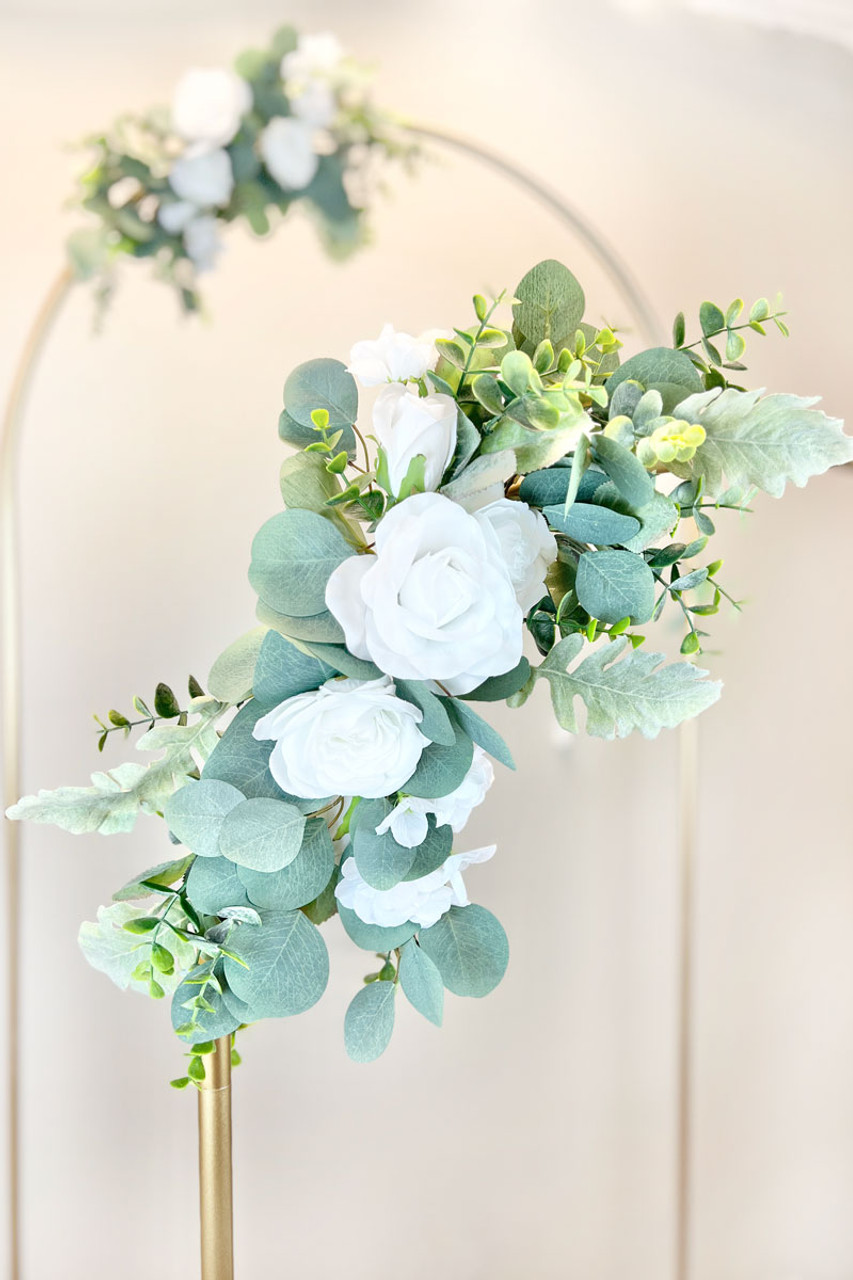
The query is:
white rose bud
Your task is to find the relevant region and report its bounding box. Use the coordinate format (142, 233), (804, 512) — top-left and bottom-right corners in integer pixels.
(335, 844), (496, 929)
(169, 146), (234, 209)
(373, 384), (457, 496)
(325, 492), (523, 696)
(347, 324), (448, 387)
(252, 675), (428, 800)
(474, 497), (557, 612)
(172, 68), (252, 148)
(260, 117), (319, 191)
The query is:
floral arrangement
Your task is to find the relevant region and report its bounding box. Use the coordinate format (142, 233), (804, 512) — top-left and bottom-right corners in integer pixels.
(66, 27), (410, 311)
(9, 259), (851, 1078)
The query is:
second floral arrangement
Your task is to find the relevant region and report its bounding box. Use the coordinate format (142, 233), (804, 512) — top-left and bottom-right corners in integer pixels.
(9, 259), (851, 1074)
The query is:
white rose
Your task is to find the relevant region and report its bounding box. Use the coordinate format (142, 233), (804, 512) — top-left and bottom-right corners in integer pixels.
(183, 215), (223, 271)
(281, 33), (345, 83)
(376, 746), (495, 848)
(326, 492), (523, 696)
(158, 199), (197, 235)
(169, 146), (234, 208)
(172, 67), (252, 147)
(290, 81), (337, 128)
(260, 117), (319, 191)
(348, 323), (448, 386)
(473, 498), (557, 612)
(373, 384), (457, 496)
(252, 675), (428, 800)
(335, 844), (496, 929)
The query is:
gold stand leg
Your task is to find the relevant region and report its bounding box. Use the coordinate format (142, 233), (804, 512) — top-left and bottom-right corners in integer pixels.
(676, 717), (698, 1280)
(198, 1037), (234, 1280)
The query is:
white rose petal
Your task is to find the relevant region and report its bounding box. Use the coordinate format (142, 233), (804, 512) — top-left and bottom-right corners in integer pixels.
(169, 146), (234, 209)
(473, 498), (558, 612)
(348, 323), (447, 387)
(375, 799), (431, 849)
(377, 747), (494, 847)
(183, 215), (223, 271)
(252, 675), (428, 800)
(335, 844), (496, 929)
(260, 117), (319, 191)
(172, 67), (252, 148)
(326, 492), (523, 696)
(373, 384), (457, 495)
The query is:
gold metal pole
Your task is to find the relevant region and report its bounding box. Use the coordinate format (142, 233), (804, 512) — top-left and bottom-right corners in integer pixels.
(675, 716), (699, 1280)
(197, 1037), (234, 1280)
(1, 265), (75, 1280)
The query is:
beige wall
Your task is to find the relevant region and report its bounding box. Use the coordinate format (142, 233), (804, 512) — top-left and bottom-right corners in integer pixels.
(1, 2), (852, 1277)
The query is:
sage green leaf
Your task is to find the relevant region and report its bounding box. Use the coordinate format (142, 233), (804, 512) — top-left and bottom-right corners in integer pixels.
(395, 680), (455, 747)
(297, 642), (381, 682)
(591, 435), (654, 509)
(203, 703), (326, 812)
(612, 489), (680, 554)
(207, 627), (268, 703)
(533, 634), (722, 738)
(518, 465), (607, 509)
(673, 387), (853, 499)
(236, 818), (334, 911)
(575, 550), (655, 624)
(544, 502), (640, 546)
(256, 601), (345, 645)
(278, 408), (356, 458)
(279, 453), (358, 544)
(164, 779), (244, 858)
(344, 980), (396, 1063)
(218, 797), (306, 872)
(402, 817), (453, 880)
(171, 973), (242, 1045)
(352, 799), (417, 890)
(462, 659), (532, 702)
(224, 909), (329, 1018)
(399, 941), (444, 1026)
(252, 629), (336, 709)
(605, 347), (703, 414)
(440, 451), (516, 509)
(445, 408), (481, 482)
(79, 901), (195, 994)
(112, 855), (195, 902)
(249, 509), (355, 618)
(513, 416), (589, 475)
(448, 700), (514, 769)
(418, 904), (509, 998)
(512, 259), (585, 355)
(337, 904), (416, 953)
(403, 714), (474, 799)
(186, 856), (252, 915)
(301, 866), (340, 926)
(283, 357), (358, 433)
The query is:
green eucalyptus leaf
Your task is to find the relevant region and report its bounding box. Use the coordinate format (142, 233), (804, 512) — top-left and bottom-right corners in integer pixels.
(591, 435), (654, 509)
(224, 909), (329, 1018)
(605, 347), (704, 414)
(352, 799), (417, 890)
(207, 627), (268, 703)
(217, 797), (306, 873)
(256, 601), (345, 645)
(171, 973), (242, 1045)
(163, 779), (245, 858)
(185, 856), (252, 916)
(418, 904), (509, 998)
(344, 980), (396, 1063)
(575, 550), (655, 624)
(403, 714), (474, 800)
(544, 502), (640, 546)
(461, 659), (532, 702)
(402, 817), (453, 880)
(398, 941), (444, 1026)
(252, 630), (337, 709)
(395, 680), (456, 748)
(337, 905), (416, 953)
(283, 357), (358, 435)
(236, 818), (335, 912)
(249, 510), (355, 618)
(512, 259), (585, 355)
(448, 701), (514, 769)
(112, 855), (195, 902)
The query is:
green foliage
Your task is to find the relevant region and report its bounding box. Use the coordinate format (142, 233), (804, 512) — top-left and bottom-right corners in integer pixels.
(403, 714), (475, 800)
(352, 799), (417, 889)
(575, 550), (656, 625)
(112, 855), (195, 902)
(605, 347), (704, 414)
(448, 700), (515, 770)
(249, 509), (355, 618)
(252, 630), (337, 708)
(344, 979), (396, 1062)
(418, 905), (509, 998)
(185, 857), (252, 915)
(164, 779), (244, 858)
(398, 941), (444, 1026)
(218, 797), (306, 873)
(395, 680), (456, 747)
(511, 259), (586, 356)
(236, 818), (335, 911)
(591, 435), (655, 509)
(543, 502), (640, 546)
(171, 970), (243, 1045)
(337, 904), (416, 953)
(402, 818), (453, 880)
(207, 628), (268, 703)
(203, 702), (329, 811)
(224, 910), (329, 1018)
(461, 659), (532, 702)
(283, 358), (358, 444)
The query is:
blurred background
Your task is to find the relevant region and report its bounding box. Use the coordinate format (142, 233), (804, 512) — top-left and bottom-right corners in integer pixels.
(1, 1), (852, 1277)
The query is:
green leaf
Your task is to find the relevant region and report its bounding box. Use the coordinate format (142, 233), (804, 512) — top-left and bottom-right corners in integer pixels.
(279, 452), (354, 533)
(605, 348), (704, 414)
(351, 799), (417, 890)
(403, 714), (474, 800)
(462, 659), (532, 702)
(402, 817), (454, 880)
(154, 683), (181, 719)
(591, 435), (654, 509)
(337, 904), (416, 953)
(207, 628), (268, 703)
(562, 432), (590, 516)
(171, 973), (242, 1045)
(440, 451), (516, 510)
(185, 857), (252, 915)
(544, 502), (640, 546)
(278, 408), (355, 458)
(256, 601), (345, 645)
(512, 259), (585, 355)
(471, 373), (505, 416)
(236, 818), (335, 912)
(344, 980), (396, 1063)
(296, 642), (381, 682)
(531, 634), (722, 738)
(252, 630), (337, 709)
(112, 855), (195, 901)
(673, 387), (853, 499)
(448, 701), (514, 769)
(699, 301), (725, 336)
(518, 465), (606, 509)
(218, 798), (306, 873)
(163, 779), (245, 858)
(224, 910), (329, 1018)
(249, 509), (355, 618)
(202, 703), (287, 803)
(79, 901), (196, 994)
(395, 680), (456, 748)
(283, 357), (358, 436)
(398, 941), (444, 1026)
(575, 550), (655, 624)
(300, 866), (340, 926)
(418, 905), (509, 998)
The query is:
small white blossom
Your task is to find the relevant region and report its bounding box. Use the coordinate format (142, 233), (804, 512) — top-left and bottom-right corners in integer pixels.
(260, 117), (319, 191)
(290, 80), (337, 128)
(169, 146), (234, 209)
(348, 324), (447, 387)
(172, 67), (252, 148)
(373, 384), (458, 496)
(375, 747), (495, 847)
(335, 844), (496, 929)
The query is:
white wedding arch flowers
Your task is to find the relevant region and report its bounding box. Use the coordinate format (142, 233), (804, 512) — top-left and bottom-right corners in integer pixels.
(9, 258), (852, 1072)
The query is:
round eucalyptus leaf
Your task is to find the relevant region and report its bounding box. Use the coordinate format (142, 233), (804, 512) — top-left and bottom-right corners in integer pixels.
(171, 973), (243, 1045)
(398, 941), (444, 1027)
(418, 904), (509, 998)
(218, 797), (306, 873)
(337, 904), (416, 953)
(224, 909), (329, 1018)
(185, 856), (252, 916)
(236, 818), (335, 911)
(344, 980), (396, 1063)
(163, 779), (244, 858)
(283, 357), (358, 431)
(249, 509), (354, 619)
(575, 549), (656, 625)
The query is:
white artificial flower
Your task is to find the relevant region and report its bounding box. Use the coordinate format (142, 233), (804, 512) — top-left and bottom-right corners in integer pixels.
(157, 199), (197, 235)
(290, 80), (337, 128)
(169, 145), (234, 208)
(325, 492), (523, 696)
(252, 675), (428, 800)
(373, 384), (457, 496)
(281, 32), (345, 83)
(473, 498), (558, 612)
(172, 67), (252, 147)
(335, 844), (496, 929)
(78, 901), (196, 995)
(348, 323), (447, 387)
(260, 117), (319, 191)
(182, 215), (223, 271)
(376, 747), (495, 847)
